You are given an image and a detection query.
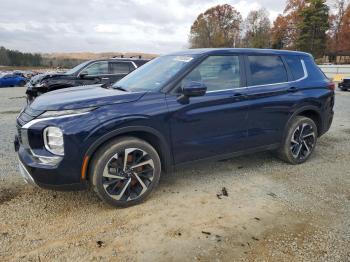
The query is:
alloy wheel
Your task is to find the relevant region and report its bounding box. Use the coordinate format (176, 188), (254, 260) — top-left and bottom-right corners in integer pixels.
(102, 148), (155, 201)
(290, 123), (316, 160)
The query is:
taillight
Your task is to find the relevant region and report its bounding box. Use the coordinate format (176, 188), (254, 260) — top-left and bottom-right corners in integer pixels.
(328, 82), (335, 91)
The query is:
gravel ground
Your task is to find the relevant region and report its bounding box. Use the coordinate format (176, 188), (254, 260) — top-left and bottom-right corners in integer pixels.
(0, 87), (349, 262)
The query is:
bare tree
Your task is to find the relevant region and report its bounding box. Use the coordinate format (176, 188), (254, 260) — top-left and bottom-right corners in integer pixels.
(242, 8), (271, 48)
(328, 0), (349, 52)
(189, 4), (242, 48)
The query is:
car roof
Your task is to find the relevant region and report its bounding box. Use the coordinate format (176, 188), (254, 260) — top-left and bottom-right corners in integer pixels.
(85, 58), (151, 63)
(168, 48), (312, 57)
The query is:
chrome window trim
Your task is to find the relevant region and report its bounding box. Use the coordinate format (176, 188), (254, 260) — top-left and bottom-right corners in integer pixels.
(131, 61), (138, 69)
(206, 59), (308, 94)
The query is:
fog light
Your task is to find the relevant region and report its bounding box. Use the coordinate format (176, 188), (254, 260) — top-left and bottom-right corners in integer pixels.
(43, 127), (64, 156)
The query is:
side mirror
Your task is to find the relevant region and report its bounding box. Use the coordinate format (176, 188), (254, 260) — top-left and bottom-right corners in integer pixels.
(79, 71), (88, 78)
(182, 81), (207, 97)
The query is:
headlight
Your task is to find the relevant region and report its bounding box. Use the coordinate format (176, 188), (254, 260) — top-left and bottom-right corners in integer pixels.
(34, 82), (45, 87)
(43, 127), (64, 156)
(38, 107), (95, 119)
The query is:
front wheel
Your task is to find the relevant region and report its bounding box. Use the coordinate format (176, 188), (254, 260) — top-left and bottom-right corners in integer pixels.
(277, 116), (318, 164)
(91, 137), (161, 208)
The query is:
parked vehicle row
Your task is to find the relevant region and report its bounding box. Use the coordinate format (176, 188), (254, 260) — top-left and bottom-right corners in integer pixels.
(14, 48), (334, 208)
(0, 73), (27, 87)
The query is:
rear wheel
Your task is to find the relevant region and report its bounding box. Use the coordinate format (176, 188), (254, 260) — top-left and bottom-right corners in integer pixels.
(91, 137), (161, 208)
(19, 80), (26, 87)
(277, 116), (318, 164)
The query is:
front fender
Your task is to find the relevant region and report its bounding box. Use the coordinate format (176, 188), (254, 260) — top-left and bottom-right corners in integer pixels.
(82, 124), (173, 178)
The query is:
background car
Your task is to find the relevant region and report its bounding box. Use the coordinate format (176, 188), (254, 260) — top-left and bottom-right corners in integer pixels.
(338, 77), (350, 91)
(0, 73), (27, 87)
(25, 57), (150, 101)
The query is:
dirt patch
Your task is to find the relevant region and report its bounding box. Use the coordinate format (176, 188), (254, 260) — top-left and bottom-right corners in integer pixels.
(0, 188), (19, 204)
(0, 110), (20, 115)
(342, 128), (350, 134)
(9, 96), (26, 100)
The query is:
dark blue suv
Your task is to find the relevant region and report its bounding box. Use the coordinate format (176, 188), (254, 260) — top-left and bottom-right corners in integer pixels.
(15, 49), (334, 207)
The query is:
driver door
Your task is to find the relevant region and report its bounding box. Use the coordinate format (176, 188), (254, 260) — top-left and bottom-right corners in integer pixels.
(77, 61), (109, 86)
(166, 55), (250, 164)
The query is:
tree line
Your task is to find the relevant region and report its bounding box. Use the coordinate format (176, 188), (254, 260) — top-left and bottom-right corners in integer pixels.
(189, 0), (350, 59)
(0, 46), (84, 68)
(0, 46), (42, 67)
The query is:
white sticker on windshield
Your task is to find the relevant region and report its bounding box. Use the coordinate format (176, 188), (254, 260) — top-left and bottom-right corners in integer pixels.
(174, 56), (193, 63)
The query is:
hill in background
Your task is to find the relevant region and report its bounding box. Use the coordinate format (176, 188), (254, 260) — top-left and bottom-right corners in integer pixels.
(44, 52), (158, 60)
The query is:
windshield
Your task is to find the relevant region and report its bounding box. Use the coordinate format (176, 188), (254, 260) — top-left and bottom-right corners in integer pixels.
(112, 55), (195, 92)
(65, 60), (91, 75)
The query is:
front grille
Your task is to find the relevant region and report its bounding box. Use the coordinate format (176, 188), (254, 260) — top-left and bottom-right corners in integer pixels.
(17, 125), (22, 144)
(17, 106), (44, 127)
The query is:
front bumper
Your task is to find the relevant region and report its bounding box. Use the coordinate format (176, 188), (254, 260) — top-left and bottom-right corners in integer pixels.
(18, 158), (37, 186)
(16, 143), (89, 191)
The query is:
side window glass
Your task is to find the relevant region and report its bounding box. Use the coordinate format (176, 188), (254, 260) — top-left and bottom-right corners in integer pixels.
(285, 56), (305, 80)
(182, 56), (241, 92)
(248, 56), (288, 86)
(110, 62), (132, 74)
(83, 61), (108, 75)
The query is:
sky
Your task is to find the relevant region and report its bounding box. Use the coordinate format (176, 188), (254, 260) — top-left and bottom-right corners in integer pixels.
(0, 0), (287, 54)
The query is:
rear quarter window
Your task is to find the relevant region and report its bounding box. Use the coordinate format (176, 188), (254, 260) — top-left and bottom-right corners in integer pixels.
(247, 55), (288, 86)
(303, 56), (328, 81)
(284, 56), (305, 80)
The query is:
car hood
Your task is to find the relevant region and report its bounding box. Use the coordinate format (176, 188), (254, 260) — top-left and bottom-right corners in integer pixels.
(27, 72), (69, 86)
(30, 85), (146, 111)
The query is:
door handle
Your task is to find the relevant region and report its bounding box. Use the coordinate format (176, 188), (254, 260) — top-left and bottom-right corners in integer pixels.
(232, 93), (247, 100)
(287, 86), (298, 93)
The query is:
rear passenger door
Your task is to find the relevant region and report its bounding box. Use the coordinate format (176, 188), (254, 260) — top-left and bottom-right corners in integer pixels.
(108, 61), (135, 84)
(243, 55), (299, 148)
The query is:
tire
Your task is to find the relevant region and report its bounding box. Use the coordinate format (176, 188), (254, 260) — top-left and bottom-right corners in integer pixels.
(90, 136), (161, 208)
(277, 116), (318, 165)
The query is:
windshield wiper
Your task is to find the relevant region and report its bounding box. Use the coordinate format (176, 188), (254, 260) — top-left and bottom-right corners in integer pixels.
(113, 86), (128, 92)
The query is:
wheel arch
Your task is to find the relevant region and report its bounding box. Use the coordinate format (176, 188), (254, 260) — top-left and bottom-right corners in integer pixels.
(284, 106), (323, 138)
(82, 126), (173, 181)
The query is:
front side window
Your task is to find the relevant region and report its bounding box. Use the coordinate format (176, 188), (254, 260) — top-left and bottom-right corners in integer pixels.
(110, 62), (132, 74)
(248, 56), (288, 86)
(182, 56), (241, 92)
(83, 61), (109, 75)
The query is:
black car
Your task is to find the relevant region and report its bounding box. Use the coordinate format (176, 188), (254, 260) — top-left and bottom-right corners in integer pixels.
(339, 78), (350, 91)
(25, 57), (150, 101)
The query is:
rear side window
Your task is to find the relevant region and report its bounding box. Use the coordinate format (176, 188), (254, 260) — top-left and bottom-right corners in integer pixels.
(248, 56), (288, 86)
(134, 60), (148, 67)
(109, 62), (133, 74)
(285, 56), (305, 80)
